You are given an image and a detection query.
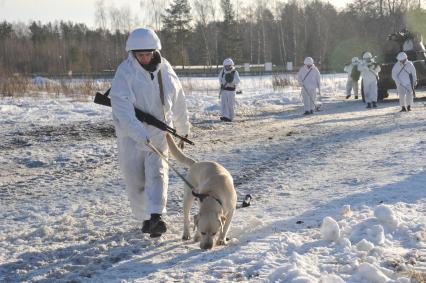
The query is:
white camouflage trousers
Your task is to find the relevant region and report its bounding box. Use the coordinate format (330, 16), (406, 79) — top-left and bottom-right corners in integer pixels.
(397, 84), (414, 108)
(302, 87), (317, 112)
(346, 78), (359, 96)
(117, 137), (169, 221)
(362, 80), (378, 103)
(220, 90), (236, 120)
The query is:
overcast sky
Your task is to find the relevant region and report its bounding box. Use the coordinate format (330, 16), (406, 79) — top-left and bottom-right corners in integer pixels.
(0, 0), (352, 29)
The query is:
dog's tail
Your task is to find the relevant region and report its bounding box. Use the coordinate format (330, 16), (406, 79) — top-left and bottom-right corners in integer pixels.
(166, 133), (195, 167)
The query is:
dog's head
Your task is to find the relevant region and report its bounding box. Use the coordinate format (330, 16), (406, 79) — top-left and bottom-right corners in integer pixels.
(195, 198), (226, 250)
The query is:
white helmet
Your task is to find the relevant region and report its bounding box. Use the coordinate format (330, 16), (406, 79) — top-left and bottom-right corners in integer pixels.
(396, 52), (407, 61)
(351, 57), (359, 64)
(125, 28), (161, 52)
(304, 57), (314, 65)
(223, 58), (234, 66)
(362, 52), (373, 60)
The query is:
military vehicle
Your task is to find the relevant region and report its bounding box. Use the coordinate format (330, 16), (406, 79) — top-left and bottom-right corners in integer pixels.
(362, 29), (426, 101)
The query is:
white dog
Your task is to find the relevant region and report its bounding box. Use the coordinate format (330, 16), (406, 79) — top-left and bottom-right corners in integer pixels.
(166, 133), (237, 249)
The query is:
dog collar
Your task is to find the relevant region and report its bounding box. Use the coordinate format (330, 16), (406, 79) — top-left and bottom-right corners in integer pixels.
(192, 191), (223, 206)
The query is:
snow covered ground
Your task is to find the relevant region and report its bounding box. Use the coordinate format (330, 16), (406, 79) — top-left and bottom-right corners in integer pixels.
(1, 74), (425, 282)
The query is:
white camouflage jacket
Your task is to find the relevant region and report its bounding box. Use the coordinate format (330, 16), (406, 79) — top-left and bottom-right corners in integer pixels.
(110, 53), (190, 151)
(297, 65), (321, 91)
(358, 62), (381, 84)
(392, 60), (417, 88)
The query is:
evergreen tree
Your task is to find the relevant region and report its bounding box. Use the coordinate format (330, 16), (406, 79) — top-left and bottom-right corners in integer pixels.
(219, 0), (242, 64)
(161, 0), (192, 68)
(0, 21), (13, 40)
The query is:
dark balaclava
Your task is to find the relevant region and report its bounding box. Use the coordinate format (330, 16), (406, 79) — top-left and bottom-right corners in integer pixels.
(137, 50), (162, 73)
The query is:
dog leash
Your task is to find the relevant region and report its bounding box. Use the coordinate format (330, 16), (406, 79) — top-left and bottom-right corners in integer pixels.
(145, 140), (222, 205)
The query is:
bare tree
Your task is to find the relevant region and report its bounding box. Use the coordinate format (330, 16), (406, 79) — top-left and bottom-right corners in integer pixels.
(109, 6), (122, 32)
(108, 4), (138, 32)
(95, 0), (108, 30)
(277, 11), (287, 67)
(139, 0), (169, 30)
(240, 5), (255, 63)
(193, 0), (214, 65)
(210, 0), (220, 67)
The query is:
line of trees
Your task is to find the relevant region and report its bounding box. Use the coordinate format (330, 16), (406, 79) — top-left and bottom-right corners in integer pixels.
(0, 0), (425, 75)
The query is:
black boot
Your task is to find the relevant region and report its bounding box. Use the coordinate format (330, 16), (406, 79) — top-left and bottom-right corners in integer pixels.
(407, 105), (411, 111)
(346, 94), (351, 99)
(372, 102), (377, 108)
(400, 107), (407, 112)
(355, 95), (358, 99)
(303, 111), (310, 115)
(148, 214), (167, 238)
(366, 103), (371, 109)
(310, 110), (314, 114)
(142, 220), (150, 234)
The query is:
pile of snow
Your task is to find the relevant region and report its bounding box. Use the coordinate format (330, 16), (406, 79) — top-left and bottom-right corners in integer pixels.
(321, 216), (341, 241)
(266, 202), (425, 282)
(315, 203), (425, 282)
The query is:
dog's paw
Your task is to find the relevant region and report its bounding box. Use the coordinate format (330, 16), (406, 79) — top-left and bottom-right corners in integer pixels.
(182, 232), (191, 241)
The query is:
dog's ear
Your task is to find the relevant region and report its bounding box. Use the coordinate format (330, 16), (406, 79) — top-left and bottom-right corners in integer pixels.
(193, 214), (199, 231)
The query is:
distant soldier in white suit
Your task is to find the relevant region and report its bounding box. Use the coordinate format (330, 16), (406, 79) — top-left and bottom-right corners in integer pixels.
(358, 52), (381, 109)
(344, 57), (360, 99)
(392, 52), (417, 112)
(218, 58), (240, 122)
(297, 57), (321, 115)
